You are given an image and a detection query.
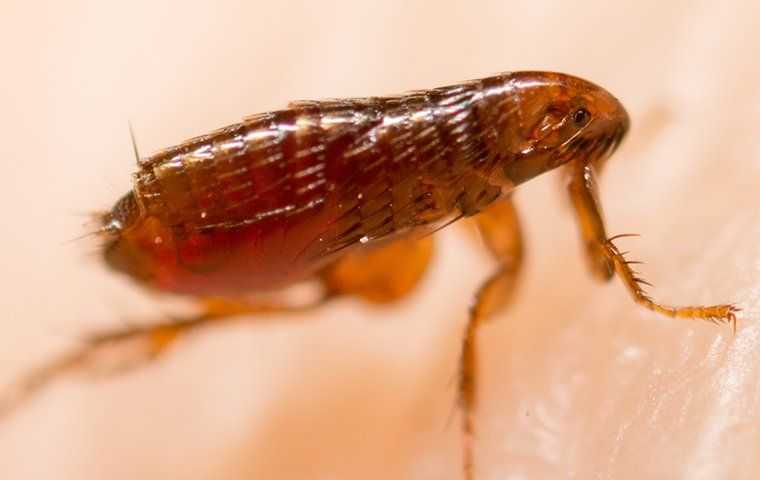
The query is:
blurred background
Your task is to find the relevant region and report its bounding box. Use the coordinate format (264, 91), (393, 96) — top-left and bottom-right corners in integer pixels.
(1, 1), (759, 479)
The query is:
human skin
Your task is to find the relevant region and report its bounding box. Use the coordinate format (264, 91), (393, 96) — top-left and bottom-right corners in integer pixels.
(1, 1), (758, 479)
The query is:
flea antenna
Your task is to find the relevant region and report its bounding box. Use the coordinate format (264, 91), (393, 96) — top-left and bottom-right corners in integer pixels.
(128, 121), (141, 164)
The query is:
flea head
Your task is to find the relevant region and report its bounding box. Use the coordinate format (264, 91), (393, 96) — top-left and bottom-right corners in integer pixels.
(501, 71), (629, 185)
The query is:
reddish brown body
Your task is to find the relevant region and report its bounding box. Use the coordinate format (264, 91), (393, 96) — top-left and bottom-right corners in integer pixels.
(105, 72), (626, 295)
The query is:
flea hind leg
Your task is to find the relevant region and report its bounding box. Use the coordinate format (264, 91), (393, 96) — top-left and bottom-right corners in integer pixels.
(0, 294), (331, 418)
(461, 196), (524, 480)
(565, 159), (738, 329)
(87, 294), (333, 363)
(0, 238), (435, 418)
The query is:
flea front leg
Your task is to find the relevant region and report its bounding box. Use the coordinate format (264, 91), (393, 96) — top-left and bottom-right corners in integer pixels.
(565, 159), (738, 329)
(566, 161), (615, 281)
(461, 196), (524, 480)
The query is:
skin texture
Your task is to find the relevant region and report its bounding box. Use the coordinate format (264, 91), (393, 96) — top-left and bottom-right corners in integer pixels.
(1, 1), (759, 479)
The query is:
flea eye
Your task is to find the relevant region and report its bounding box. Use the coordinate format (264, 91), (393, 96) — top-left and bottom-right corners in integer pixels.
(572, 108), (590, 127)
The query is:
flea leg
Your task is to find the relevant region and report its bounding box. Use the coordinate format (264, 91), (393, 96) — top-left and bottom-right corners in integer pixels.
(97, 295), (331, 359)
(461, 196), (524, 480)
(0, 295), (329, 418)
(319, 236), (434, 303)
(1, 239), (434, 418)
(566, 160), (615, 281)
(565, 159), (738, 330)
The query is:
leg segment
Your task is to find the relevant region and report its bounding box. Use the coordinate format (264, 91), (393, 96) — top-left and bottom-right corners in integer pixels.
(461, 196), (524, 480)
(319, 236), (434, 303)
(0, 296), (327, 418)
(566, 160), (615, 281)
(565, 159), (738, 329)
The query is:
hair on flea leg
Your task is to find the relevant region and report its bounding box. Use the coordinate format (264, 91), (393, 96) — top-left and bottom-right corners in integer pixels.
(603, 234), (739, 334)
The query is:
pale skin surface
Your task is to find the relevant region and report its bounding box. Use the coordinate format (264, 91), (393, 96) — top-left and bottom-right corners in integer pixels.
(1, 1), (759, 479)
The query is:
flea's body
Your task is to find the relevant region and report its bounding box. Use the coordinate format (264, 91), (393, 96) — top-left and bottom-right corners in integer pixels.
(106, 72), (625, 295)
(15, 71), (731, 480)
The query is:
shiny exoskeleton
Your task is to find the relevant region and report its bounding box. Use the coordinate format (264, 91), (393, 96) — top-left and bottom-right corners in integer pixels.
(4, 72), (738, 480)
(103, 72), (625, 295)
